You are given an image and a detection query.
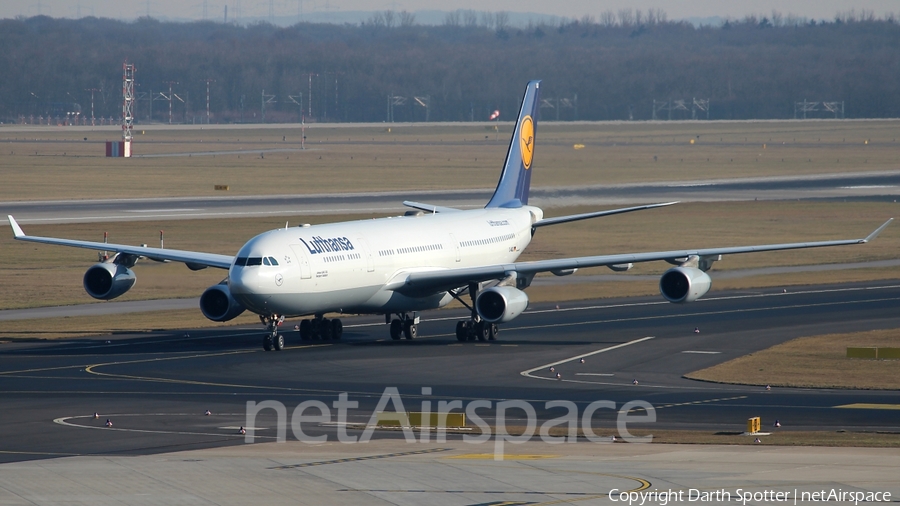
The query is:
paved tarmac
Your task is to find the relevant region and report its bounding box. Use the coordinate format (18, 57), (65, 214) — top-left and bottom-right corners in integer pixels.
(2, 170), (899, 224)
(2, 280), (899, 503)
(2, 280), (899, 464)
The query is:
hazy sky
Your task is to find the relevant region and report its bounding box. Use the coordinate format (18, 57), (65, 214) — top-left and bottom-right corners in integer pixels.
(5, 0), (897, 22)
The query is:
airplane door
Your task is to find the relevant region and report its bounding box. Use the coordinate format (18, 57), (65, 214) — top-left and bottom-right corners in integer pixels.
(356, 237), (375, 272)
(449, 233), (460, 262)
(289, 245), (312, 279)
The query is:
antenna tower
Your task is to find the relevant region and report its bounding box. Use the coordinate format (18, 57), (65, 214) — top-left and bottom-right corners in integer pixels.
(122, 62), (135, 157)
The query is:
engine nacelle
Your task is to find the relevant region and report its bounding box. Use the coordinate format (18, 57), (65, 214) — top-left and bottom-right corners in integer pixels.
(83, 263), (136, 300)
(200, 282), (246, 322)
(659, 266), (712, 303)
(475, 286), (529, 323)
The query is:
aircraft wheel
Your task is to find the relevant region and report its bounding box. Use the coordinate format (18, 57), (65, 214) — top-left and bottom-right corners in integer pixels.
(331, 319), (343, 340)
(274, 333), (285, 351)
(475, 321), (489, 342)
(404, 321), (417, 340)
(488, 323), (498, 341)
(299, 319), (312, 341)
(320, 318), (333, 340)
(455, 321), (467, 342)
(390, 319), (403, 340)
(263, 336), (273, 351)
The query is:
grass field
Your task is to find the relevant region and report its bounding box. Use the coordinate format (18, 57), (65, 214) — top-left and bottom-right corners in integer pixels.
(1, 119), (899, 200)
(686, 329), (900, 390)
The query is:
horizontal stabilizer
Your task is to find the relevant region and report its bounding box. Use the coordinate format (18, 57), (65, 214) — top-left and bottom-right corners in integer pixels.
(532, 202), (678, 228)
(402, 201), (462, 213)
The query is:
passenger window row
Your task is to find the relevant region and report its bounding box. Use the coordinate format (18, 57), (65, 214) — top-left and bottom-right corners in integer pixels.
(460, 233), (515, 248)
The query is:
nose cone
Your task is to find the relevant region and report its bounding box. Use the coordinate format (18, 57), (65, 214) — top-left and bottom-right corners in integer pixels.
(229, 267), (258, 295)
(229, 266), (265, 312)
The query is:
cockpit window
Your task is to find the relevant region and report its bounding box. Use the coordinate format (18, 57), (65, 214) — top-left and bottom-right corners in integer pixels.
(235, 257), (248, 266)
(246, 257), (263, 266)
(268, 257), (279, 266)
(263, 257), (271, 266)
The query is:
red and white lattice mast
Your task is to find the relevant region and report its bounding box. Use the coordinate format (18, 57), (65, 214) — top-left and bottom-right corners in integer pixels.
(122, 61), (135, 157)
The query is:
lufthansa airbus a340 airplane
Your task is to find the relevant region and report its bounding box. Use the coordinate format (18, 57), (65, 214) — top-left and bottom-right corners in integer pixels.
(8, 81), (893, 351)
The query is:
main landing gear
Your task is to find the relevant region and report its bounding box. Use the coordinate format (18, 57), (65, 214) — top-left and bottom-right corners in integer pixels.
(297, 314), (343, 341)
(387, 313), (418, 340)
(450, 283), (499, 343)
(261, 314), (344, 351)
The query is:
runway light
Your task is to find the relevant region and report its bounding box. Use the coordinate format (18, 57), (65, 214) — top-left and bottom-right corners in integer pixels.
(556, 373), (561, 380)
(765, 385), (771, 391)
(754, 437), (762, 443)
(205, 410), (212, 416)
(632, 379), (639, 385)
(183, 333), (190, 338)
(694, 327), (700, 333)
(549, 367), (555, 372)
(93, 412), (100, 419)
(580, 358), (585, 364)
(239, 426), (246, 435)
(773, 419), (781, 427)
(105, 419), (113, 427)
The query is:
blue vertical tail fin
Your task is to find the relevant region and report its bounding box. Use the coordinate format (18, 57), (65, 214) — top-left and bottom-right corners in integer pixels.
(485, 80), (541, 208)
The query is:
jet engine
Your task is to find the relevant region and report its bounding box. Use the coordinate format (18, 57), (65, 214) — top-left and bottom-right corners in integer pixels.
(475, 286), (529, 323)
(659, 266), (711, 303)
(83, 263), (136, 300)
(200, 282), (246, 322)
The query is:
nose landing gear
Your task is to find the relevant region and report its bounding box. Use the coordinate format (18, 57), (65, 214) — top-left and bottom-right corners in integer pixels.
(261, 314), (285, 351)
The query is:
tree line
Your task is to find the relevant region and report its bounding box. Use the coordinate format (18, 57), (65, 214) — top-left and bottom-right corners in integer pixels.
(1, 11), (898, 124)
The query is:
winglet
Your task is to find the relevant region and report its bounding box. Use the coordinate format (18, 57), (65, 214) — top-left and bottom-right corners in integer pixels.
(862, 218), (893, 243)
(7, 215), (25, 238)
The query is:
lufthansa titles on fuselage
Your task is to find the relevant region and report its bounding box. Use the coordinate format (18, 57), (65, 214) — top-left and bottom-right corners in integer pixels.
(300, 236), (355, 255)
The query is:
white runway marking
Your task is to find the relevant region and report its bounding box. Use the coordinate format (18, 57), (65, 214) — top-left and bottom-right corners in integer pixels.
(682, 351), (722, 354)
(520, 336), (655, 381)
(575, 373), (614, 376)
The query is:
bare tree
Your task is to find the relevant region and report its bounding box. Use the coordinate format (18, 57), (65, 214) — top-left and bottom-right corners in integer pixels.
(382, 10), (396, 28)
(443, 10), (460, 27)
(600, 10), (616, 26)
(495, 11), (510, 31)
(399, 10), (416, 27)
(618, 8), (635, 27)
(463, 10), (478, 28)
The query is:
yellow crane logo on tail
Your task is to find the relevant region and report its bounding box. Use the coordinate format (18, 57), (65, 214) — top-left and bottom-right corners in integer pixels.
(519, 115), (534, 169)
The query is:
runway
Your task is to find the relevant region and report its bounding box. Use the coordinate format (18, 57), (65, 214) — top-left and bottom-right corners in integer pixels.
(2, 170), (899, 224)
(2, 280), (899, 467)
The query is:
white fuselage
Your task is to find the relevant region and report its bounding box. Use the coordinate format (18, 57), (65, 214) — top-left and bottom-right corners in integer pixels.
(228, 205), (543, 317)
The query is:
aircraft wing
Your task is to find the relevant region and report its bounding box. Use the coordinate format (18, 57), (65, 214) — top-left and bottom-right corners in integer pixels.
(7, 216), (233, 269)
(386, 218), (893, 296)
(532, 202), (677, 228)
